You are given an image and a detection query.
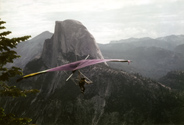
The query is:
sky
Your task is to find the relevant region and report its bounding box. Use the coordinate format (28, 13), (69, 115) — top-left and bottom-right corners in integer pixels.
(0, 0), (184, 44)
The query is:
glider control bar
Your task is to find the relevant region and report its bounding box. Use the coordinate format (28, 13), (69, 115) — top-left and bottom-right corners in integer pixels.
(66, 55), (89, 81)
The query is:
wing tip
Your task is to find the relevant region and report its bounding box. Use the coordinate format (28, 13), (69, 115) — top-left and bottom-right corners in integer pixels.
(128, 60), (132, 64)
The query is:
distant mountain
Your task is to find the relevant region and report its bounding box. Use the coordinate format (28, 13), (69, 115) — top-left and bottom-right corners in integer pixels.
(7, 31), (53, 68)
(157, 35), (184, 45)
(110, 35), (184, 50)
(99, 35), (184, 79)
(1, 20), (184, 124)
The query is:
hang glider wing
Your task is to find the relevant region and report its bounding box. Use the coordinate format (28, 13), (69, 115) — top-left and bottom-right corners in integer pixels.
(72, 59), (130, 71)
(17, 59), (131, 82)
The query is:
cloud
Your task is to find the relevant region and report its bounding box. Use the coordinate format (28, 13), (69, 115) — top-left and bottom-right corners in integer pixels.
(0, 0), (184, 43)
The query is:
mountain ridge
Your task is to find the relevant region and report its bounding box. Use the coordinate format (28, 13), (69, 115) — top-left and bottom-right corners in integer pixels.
(110, 34), (184, 43)
(99, 34), (184, 79)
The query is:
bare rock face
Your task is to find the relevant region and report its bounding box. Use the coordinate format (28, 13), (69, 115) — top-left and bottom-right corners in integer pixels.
(42, 20), (104, 68)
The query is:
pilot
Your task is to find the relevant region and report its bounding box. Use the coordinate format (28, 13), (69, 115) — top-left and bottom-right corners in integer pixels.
(78, 72), (91, 93)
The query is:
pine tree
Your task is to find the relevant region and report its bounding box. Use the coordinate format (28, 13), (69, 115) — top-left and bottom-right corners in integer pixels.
(0, 19), (39, 125)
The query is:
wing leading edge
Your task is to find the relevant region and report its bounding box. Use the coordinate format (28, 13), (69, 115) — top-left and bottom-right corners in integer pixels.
(17, 59), (131, 82)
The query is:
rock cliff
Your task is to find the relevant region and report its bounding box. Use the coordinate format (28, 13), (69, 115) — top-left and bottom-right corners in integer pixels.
(41, 20), (104, 68)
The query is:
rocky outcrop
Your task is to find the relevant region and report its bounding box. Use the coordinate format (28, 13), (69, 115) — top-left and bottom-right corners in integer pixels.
(41, 20), (104, 68)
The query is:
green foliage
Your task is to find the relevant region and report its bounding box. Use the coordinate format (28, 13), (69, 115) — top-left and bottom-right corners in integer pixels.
(160, 71), (184, 91)
(0, 19), (39, 124)
(0, 107), (32, 125)
(99, 72), (184, 124)
(0, 82), (39, 97)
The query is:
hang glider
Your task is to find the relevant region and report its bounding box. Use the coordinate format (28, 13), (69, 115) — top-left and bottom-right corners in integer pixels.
(17, 59), (131, 82)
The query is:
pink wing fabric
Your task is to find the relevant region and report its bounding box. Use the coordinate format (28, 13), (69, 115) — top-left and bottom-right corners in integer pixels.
(17, 59), (130, 82)
(47, 59), (129, 72)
